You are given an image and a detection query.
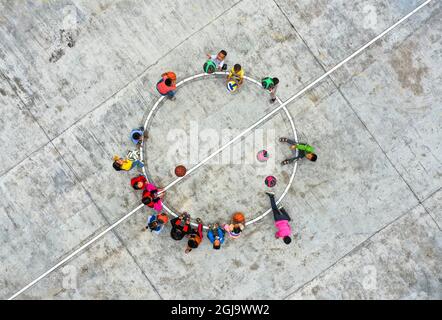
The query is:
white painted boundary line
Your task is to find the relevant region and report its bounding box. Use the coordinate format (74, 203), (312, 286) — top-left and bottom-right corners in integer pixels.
(8, 0), (432, 300)
(140, 73), (298, 228)
(8, 204), (144, 300)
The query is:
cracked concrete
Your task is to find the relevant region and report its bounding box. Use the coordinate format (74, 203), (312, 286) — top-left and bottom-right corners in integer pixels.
(0, 0), (440, 299)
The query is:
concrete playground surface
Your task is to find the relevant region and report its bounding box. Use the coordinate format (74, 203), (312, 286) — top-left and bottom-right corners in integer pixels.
(0, 0), (441, 300)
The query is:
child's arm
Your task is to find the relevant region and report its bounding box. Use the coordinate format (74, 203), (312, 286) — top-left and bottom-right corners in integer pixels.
(207, 230), (215, 243)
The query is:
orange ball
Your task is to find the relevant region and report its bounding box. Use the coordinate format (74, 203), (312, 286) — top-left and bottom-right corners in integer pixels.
(232, 212), (245, 224)
(174, 165), (187, 177)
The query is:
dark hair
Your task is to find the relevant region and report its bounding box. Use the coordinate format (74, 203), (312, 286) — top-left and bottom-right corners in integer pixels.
(113, 161), (122, 171)
(233, 226), (242, 234)
(220, 50), (227, 56)
(283, 236), (292, 244)
(310, 154), (318, 162)
(273, 78), (279, 85)
(171, 228), (184, 240)
(165, 78), (172, 86)
(133, 183), (142, 190)
(148, 221), (158, 230)
(142, 196), (152, 205)
(188, 239), (198, 249)
(132, 132), (141, 140)
(234, 64), (241, 72)
(213, 243), (221, 250)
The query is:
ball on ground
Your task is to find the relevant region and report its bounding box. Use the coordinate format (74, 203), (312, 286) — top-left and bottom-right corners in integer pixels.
(175, 165), (187, 177)
(265, 175), (277, 187)
(227, 80), (238, 92)
(257, 150), (269, 162)
(232, 212), (245, 224)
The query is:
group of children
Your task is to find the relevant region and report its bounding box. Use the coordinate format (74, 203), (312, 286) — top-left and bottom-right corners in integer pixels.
(111, 49), (319, 252)
(156, 49), (280, 103)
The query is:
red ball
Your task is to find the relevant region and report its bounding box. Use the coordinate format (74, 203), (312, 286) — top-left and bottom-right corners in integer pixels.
(175, 165), (187, 177)
(265, 175), (277, 187)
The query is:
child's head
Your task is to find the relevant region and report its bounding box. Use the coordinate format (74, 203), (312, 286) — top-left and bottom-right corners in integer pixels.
(188, 238), (198, 249)
(165, 78), (172, 86)
(148, 220), (158, 230)
(233, 64), (242, 72)
(217, 50), (227, 60)
(132, 132), (142, 141)
(233, 226), (242, 234)
(273, 78), (279, 86)
(213, 239), (221, 250)
(112, 160), (123, 171)
(283, 236), (292, 245)
(133, 181), (144, 190)
(306, 153), (317, 162)
(142, 196), (152, 205)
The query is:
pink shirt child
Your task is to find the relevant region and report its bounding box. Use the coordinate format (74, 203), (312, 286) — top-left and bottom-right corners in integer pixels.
(145, 183), (163, 212)
(275, 220), (291, 239)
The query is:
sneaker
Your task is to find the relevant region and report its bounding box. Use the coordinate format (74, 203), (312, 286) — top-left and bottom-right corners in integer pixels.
(270, 98), (276, 104)
(281, 159), (290, 165)
(196, 218), (203, 224)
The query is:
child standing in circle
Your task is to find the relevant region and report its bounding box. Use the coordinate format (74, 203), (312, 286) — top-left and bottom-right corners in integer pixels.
(143, 212), (169, 234)
(226, 64), (244, 88)
(185, 218), (204, 254)
(156, 71), (177, 100)
(141, 183), (164, 212)
(130, 127), (145, 145)
(170, 212), (192, 241)
(206, 50), (228, 71)
(130, 175), (147, 190)
(207, 223), (225, 250)
(262, 77), (279, 103)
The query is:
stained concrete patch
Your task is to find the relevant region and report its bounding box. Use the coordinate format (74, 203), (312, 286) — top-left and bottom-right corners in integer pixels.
(274, 0), (424, 68)
(19, 232), (160, 300)
(287, 205), (442, 299)
(0, 144), (108, 299)
(0, 83), (49, 175)
(390, 42), (429, 96)
(331, 4), (442, 201)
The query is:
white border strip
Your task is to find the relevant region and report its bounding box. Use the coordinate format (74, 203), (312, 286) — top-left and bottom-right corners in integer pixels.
(8, 0), (432, 299)
(8, 204), (144, 300)
(141, 73), (298, 228)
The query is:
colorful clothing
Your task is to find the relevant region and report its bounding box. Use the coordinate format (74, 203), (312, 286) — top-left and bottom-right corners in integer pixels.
(130, 128), (144, 145)
(130, 175), (147, 189)
(210, 54), (225, 69)
(142, 184), (162, 212)
(275, 220), (291, 239)
(156, 76), (176, 96)
(207, 227), (225, 244)
(147, 214), (165, 234)
(228, 67), (244, 82)
(223, 223), (244, 239)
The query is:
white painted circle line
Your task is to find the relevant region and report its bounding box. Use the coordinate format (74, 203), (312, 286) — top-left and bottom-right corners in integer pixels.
(141, 72), (298, 229)
(8, 1), (433, 299)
